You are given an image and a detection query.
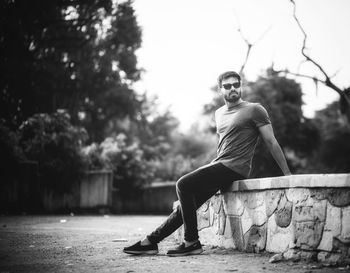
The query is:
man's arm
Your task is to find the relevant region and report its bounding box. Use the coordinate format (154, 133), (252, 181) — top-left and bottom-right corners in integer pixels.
(258, 124), (292, 175)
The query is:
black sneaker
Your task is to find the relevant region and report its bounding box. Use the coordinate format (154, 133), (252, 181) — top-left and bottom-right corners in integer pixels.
(166, 241), (203, 257)
(123, 241), (158, 255)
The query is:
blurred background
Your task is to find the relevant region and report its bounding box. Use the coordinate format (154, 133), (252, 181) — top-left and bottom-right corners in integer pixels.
(1, 0), (349, 214)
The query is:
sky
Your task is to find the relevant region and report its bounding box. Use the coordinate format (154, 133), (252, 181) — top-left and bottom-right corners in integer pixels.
(132, 0), (350, 131)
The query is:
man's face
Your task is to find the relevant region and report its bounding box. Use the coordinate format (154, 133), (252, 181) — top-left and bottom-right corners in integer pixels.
(220, 76), (241, 103)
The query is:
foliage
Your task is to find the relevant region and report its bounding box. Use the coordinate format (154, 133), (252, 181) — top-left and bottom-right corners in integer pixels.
(127, 95), (180, 160)
(245, 70), (320, 177)
(0, 0), (142, 142)
(151, 128), (217, 181)
(82, 134), (155, 195)
(18, 111), (88, 192)
(0, 121), (26, 185)
(305, 102), (350, 173)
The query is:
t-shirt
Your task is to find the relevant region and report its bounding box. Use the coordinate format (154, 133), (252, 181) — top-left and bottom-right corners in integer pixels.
(211, 101), (271, 178)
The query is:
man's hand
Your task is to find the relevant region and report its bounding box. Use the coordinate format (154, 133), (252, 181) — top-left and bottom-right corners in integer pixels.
(258, 124), (292, 176)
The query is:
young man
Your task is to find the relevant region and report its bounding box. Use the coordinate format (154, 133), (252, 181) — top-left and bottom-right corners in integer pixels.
(123, 71), (291, 257)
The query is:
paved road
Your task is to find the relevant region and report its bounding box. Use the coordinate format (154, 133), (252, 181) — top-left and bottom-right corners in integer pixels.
(0, 215), (348, 273)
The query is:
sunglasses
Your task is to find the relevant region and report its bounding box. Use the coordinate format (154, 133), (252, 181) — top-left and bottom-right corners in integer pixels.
(222, 82), (241, 90)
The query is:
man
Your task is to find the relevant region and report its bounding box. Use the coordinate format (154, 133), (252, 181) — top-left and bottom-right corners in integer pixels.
(123, 71), (291, 257)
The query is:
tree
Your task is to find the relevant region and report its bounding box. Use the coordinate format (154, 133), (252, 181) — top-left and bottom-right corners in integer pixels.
(246, 70), (320, 177)
(272, 0), (350, 127)
(306, 102), (350, 173)
(18, 110), (88, 192)
(0, 0), (142, 141)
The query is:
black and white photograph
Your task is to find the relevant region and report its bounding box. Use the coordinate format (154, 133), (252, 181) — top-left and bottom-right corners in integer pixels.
(1, 0), (350, 272)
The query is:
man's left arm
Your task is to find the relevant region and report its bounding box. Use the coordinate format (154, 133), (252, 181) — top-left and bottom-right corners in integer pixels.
(258, 124), (292, 176)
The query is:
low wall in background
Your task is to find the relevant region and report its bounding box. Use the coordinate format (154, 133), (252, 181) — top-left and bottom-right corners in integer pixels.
(1, 165), (176, 214)
(112, 182), (177, 214)
(174, 174), (350, 265)
(42, 170), (113, 213)
(1, 169), (113, 214)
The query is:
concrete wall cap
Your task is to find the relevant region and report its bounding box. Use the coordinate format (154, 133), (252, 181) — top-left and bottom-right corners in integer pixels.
(228, 174), (350, 192)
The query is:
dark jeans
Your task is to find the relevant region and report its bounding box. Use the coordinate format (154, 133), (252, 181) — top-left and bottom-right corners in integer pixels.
(146, 163), (244, 244)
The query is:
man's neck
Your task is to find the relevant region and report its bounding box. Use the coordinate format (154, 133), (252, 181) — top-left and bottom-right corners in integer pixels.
(225, 98), (243, 109)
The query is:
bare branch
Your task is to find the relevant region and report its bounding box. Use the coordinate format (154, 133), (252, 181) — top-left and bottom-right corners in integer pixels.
(237, 26), (271, 75)
(290, 1), (332, 82)
(273, 68), (343, 95)
(255, 25), (273, 44)
(289, 0), (345, 97)
(238, 27), (252, 75)
(273, 69), (325, 84)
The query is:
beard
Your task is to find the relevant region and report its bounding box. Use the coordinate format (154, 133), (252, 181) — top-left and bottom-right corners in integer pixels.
(224, 90), (241, 103)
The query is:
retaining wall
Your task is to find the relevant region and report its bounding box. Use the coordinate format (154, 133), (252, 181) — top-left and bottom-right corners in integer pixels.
(174, 174), (350, 264)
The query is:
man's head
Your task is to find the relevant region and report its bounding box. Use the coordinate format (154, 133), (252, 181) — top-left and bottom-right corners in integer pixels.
(217, 71), (241, 88)
(217, 71), (242, 103)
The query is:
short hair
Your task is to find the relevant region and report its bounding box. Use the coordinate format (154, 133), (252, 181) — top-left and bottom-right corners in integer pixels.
(217, 71), (241, 88)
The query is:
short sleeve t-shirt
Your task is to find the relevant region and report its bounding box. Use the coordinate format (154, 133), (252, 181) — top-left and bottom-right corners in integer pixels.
(211, 101), (271, 178)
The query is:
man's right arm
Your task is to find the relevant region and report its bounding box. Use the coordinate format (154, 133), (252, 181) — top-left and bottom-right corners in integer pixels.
(258, 124), (291, 176)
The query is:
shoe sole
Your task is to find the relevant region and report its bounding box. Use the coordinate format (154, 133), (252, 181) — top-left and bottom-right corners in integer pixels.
(167, 248), (203, 257)
(123, 250), (159, 255)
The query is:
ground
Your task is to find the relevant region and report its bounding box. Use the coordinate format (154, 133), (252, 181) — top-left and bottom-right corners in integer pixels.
(0, 215), (349, 273)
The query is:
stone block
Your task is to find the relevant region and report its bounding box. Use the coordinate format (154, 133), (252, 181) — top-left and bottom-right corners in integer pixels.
(340, 206), (350, 243)
(317, 230), (333, 252)
(324, 203), (341, 236)
(275, 194), (292, 228)
(242, 191), (265, 209)
(199, 225), (218, 246)
(294, 221), (325, 250)
(211, 194), (222, 214)
(266, 213), (294, 253)
(218, 207), (226, 235)
(243, 224), (267, 252)
(197, 202), (211, 231)
(227, 216), (244, 251)
(286, 188), (310, 204)
(223, 192), (245, 216)
(317, 251), (343, 265)
(310, 189), (330, 200)
(300, 251), (318, 261)
(173, 226), (183, 244)
(327, 189), (350, 207)
(241, 205), (267, 235)
(198, 200), (210, 212)
(332, 236), (350, 254)
(173, 200), (180, 210)
(209, 206), (216, 226)
(217, 234), (235, 249)
(283, 249), (301, 262)
(265, 189), (283, 217)
(294, 199), (326, 223)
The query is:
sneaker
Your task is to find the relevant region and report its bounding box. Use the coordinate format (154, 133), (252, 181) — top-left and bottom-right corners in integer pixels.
(166, 241), (203, 257)
(123, 241), (159, 255)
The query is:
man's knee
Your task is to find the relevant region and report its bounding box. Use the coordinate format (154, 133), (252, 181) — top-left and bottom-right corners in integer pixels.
(176, 175), (189, 193)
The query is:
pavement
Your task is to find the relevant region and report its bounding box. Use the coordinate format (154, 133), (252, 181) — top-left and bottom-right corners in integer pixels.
(0, 215), (349, 273)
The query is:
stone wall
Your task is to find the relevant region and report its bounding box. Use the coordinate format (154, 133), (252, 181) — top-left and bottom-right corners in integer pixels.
(173, 174), (350, 264)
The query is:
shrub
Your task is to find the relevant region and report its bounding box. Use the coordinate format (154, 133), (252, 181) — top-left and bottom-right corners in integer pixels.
(19, 110), (88, 192)
(82, 134), (155, 195)
(0, 121), (26, 185)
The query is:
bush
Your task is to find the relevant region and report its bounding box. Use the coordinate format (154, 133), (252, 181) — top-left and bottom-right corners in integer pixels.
(0, 121), (26, 185)
(19, 110), (88, 192)
(150, 130), (217, 181)
(82, 134), (155, 195)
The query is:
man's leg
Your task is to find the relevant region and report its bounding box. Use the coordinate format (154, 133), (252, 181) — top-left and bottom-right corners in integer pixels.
(175, 163), (243, 244)
(146, 163), (244, 244)
(123, 163), (243, 255)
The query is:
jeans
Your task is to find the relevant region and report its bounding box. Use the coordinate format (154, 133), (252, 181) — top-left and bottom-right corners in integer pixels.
(146, 163), (245, 244)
